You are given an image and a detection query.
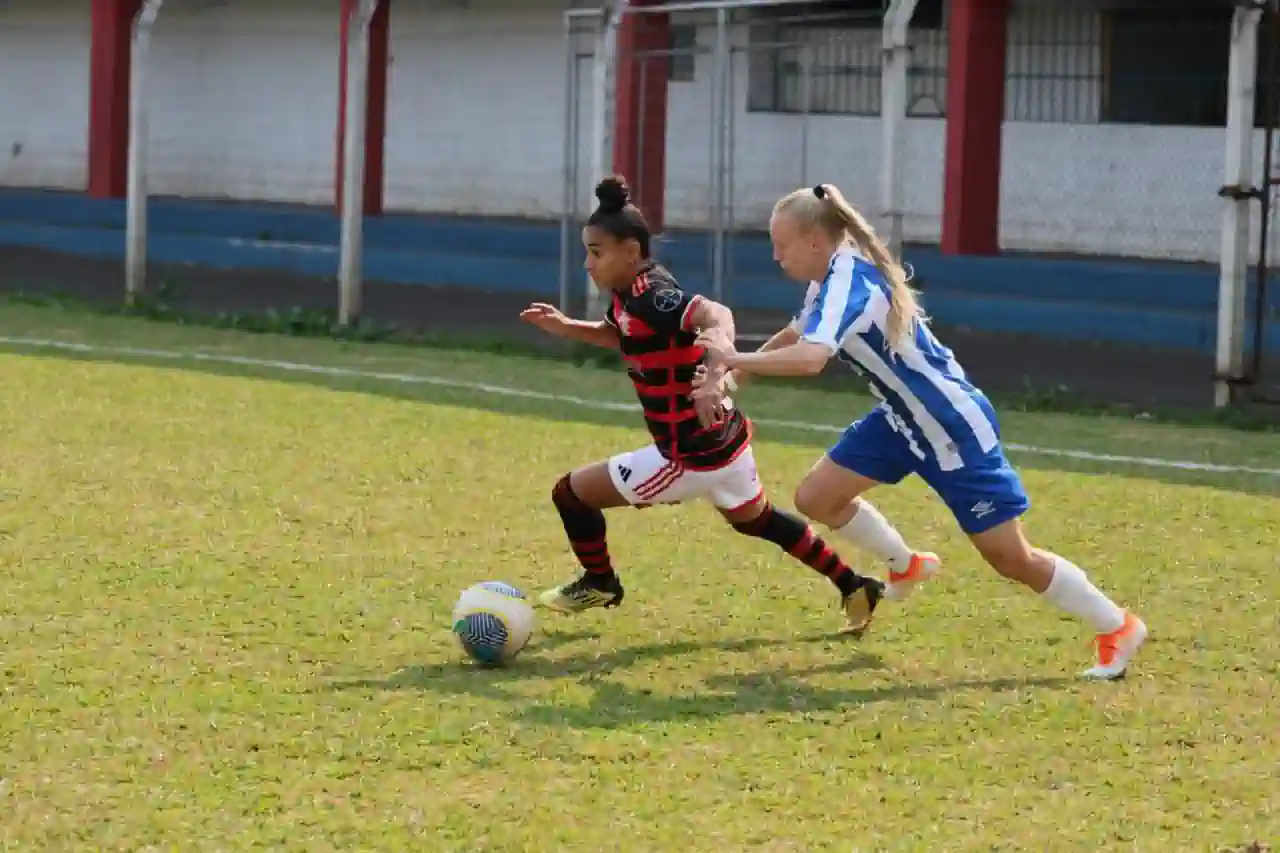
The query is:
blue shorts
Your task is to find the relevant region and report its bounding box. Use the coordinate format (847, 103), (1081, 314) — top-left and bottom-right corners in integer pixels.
(827, 407), (1029, 535)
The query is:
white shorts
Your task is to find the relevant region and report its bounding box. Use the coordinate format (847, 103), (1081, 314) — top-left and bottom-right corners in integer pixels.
(607, 444), (764, 511)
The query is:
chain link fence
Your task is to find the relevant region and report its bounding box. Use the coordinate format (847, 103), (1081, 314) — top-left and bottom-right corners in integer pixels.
(0, 0), (1274, 393)
(561, 0), (1274, 315)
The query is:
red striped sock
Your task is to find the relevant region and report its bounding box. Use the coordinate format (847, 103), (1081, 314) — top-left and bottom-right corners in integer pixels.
(571, 537), (614, 575)
(553, 475), (615, 575)
(734, 504), (860, 593)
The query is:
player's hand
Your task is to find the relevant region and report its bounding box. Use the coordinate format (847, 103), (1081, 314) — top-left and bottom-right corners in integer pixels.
(695, 328), (736, 368)
(692, 364), (730, 393)
(691, 364), (728, 427)
(519, 302), (569, 336)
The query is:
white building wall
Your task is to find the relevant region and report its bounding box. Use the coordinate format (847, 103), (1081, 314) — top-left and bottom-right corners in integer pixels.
(384, 0), (569, 218)
(0, 0), (92, 191)
(0, 0), (1270, 264)
(143, 0), (340, 205)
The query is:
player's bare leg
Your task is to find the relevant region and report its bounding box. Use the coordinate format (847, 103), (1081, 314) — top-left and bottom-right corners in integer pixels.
(795, 457), (941, 602)
(720, 494), (886, 636)
(540, 461), (630, 613)
(970, 518), (1147, 680)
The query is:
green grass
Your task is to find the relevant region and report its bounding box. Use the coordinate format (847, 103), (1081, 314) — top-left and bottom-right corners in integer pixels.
(0, 306), (1276, 851)
(9, 287), (1280, 433)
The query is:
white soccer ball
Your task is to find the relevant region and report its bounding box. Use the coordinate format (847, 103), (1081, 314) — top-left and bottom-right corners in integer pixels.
(451, 581), (536, 665)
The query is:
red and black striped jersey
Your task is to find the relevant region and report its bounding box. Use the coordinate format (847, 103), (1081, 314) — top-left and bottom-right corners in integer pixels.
(604, 262), (751, 471)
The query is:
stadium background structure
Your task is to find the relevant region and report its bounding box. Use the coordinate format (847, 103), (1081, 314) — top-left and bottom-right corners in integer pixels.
(0, 0), (1277, 407)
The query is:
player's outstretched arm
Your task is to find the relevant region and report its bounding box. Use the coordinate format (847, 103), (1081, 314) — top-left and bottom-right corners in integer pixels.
(722, 339), (832, 377)
(684, 295), (737, 344)
(724, 324), (798, 390)
(697, 320), (832, 378)
(758, 324), (801, 352)
(705, 258), (865, 378)
(519, 302), (620, 349)
(558, 319), (621, 349)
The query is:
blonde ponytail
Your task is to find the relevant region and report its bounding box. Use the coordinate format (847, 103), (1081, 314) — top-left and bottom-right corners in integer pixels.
(774, 183), (924, 348)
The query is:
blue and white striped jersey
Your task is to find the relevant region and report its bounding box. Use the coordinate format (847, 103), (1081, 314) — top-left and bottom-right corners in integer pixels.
(790, 247), (1000, 471)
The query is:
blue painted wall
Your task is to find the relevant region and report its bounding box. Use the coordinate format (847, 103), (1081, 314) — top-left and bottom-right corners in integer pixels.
(1, 188), (1276, 354)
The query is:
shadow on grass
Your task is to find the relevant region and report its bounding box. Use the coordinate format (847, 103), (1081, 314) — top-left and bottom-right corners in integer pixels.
(325, 629), (875, 694)
(322, 627), (1073, 729)
(7, 342), (1279, 498)
(512, 673), (1073, 731)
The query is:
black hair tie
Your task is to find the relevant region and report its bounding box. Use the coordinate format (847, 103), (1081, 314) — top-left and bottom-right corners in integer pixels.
(812, 185), (827, 200)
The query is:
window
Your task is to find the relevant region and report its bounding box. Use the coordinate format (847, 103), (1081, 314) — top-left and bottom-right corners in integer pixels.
(745, 0), (945, 116)
(743, 0), (1275, 128)
(749, 0), (944, 30)
(1102, 7), (1231, 126)
(669, 22), (697, 83)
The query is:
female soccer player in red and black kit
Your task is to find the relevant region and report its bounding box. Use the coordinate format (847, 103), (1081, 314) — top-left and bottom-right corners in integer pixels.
(519, 175), (885, 634)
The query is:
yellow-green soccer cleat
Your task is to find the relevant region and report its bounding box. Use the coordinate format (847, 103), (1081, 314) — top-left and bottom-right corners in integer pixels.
(841, 578), (886, 636)
(538, 572), (625, 613)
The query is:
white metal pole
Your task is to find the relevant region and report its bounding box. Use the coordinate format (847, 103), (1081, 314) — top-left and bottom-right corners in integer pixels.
(879, 0), (919, 260)
(710, 7), (729, 302)
(124, 0), (165, 306)
(1215, 4), (1263, 408)
(560, 11), (578, 315)
(799, 43), (812, 185)
(338, 0), (380, 327)
(585, 0), (630, 319)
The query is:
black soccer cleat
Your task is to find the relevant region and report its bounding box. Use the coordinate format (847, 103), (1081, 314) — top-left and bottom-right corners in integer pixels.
(538, 571), (625, 613)
(841, 577), (885, 636)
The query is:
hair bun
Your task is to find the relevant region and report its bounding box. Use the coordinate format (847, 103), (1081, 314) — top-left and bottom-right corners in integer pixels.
(594, 175), (631, 213)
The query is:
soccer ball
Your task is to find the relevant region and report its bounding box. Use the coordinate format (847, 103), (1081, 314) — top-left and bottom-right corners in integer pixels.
(451, 581), (536, 665)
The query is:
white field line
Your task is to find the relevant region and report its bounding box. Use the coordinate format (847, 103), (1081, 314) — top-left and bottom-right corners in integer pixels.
(1, 335), (1277, 478)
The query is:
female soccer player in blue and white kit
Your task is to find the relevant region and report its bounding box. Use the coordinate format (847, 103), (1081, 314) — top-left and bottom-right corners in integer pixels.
(693, 183), (1147, 680)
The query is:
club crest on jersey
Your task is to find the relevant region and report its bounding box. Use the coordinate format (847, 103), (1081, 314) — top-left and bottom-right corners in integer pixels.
(652, 289), (683, 312)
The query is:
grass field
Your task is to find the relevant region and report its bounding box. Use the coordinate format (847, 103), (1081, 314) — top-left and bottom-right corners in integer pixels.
(0, 304), (1276, 852)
